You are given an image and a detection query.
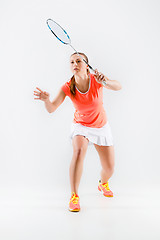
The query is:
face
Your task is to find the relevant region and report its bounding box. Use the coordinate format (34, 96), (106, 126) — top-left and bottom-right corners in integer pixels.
(70, 54), (89, 75)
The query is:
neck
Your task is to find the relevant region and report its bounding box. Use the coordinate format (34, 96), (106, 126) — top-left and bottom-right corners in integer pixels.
(74, 73), (89, 86)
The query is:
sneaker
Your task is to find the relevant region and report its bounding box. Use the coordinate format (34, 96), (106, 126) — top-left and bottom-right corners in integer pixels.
(69, 192), (80, 212)
(98, 180), (113, 197)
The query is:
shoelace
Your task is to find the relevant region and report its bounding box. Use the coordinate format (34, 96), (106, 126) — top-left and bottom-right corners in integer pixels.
(102, 182), (110, 191)
(69, 192), (79, 204)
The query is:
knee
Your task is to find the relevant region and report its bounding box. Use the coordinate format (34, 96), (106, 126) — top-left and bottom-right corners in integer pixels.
(72, 136), (88, 163)
(73, 146), (86, 159)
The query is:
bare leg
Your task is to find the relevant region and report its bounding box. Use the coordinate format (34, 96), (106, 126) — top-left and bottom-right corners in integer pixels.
(69, 135), (89, 195)
(94, 144), (115, 183)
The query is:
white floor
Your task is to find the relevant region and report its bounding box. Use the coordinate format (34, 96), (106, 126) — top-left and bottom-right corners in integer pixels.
(0, 185), (160, 240)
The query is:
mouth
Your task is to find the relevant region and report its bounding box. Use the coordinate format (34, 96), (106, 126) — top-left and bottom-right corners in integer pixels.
(74, 68), (79, 71)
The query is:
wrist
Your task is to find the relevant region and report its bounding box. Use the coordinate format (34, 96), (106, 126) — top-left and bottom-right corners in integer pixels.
(102, 79), (108, 86)
(44, 98), (50, 103)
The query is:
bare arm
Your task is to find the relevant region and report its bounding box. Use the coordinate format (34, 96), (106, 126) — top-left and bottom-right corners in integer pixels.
(45, 88), (66, 113)
(103, 79), (122, 91)
(94, 69), (122, 91)
(34, 87), (66, 113)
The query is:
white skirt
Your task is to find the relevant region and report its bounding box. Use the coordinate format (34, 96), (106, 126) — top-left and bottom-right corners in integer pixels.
(70, 121), (114, 146)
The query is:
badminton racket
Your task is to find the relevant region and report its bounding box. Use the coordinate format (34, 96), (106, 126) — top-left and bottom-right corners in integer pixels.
(46, 19), (107, 86)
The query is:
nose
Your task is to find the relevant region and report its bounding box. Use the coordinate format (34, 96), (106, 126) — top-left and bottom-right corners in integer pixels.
(73, 61), (78, 67)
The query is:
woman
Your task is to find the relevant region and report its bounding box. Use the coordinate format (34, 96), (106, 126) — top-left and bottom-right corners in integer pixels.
(34, 52), (122, 212)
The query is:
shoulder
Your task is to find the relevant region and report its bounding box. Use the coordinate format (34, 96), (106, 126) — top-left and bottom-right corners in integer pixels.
(62, 78), (72, 87)
(61, 78), (72, 96)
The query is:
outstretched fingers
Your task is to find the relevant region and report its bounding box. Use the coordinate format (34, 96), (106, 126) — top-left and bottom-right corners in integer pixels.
(36, 87), (43, 92)
(34, 87), (42, 100)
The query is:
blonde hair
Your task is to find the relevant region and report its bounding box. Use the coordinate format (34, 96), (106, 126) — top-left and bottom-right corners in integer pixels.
(69, 52), (90, 97)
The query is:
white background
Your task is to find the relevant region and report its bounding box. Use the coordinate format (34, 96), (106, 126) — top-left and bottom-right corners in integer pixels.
(0, 0), (160, 239)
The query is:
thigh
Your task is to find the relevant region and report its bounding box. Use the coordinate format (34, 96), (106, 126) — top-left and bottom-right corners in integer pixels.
(72, 135), (89, 154)
(94, 144), (115, 169)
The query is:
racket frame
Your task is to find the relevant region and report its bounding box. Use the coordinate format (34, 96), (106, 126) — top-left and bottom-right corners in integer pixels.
(46, 19), (107, 86)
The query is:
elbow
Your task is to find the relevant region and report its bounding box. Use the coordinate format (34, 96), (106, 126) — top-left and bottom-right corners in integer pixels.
(113, 81), (122, 91)
(115, 86), (122, 91)
(117, 83), (122, 91)
(48, 109), (54, 114)
(49, 104), (56, 113)
(49, 109), (55, 114)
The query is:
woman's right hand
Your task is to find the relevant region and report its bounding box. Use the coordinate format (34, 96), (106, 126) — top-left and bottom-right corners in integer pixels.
(34, 87), (50, 102)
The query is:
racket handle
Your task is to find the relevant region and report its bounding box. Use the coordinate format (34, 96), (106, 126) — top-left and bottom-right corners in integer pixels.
(82, 59), (107, 86)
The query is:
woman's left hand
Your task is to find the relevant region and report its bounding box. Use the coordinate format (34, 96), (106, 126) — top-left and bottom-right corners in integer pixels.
(93, 69), (107, 84)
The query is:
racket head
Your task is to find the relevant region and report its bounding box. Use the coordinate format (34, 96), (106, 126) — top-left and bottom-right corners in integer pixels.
(46, 19), (71, 45)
